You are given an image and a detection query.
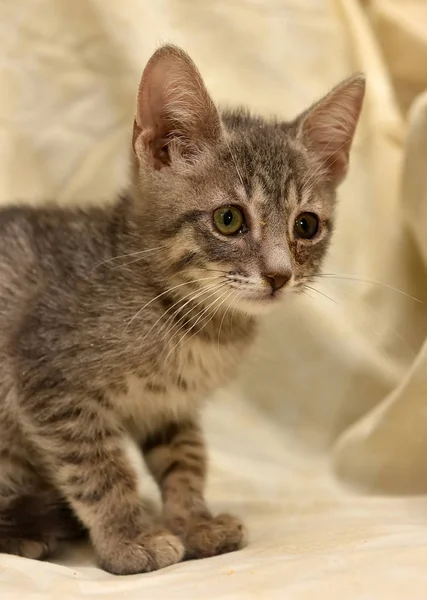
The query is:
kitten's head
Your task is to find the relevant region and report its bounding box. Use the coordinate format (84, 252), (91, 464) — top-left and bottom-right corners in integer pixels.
(131, 45), (365, 315)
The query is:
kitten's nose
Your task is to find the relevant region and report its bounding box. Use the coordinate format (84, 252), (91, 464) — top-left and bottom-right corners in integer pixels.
(264, 271), (291, 292)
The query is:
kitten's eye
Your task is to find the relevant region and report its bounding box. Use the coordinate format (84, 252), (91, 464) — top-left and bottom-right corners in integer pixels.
(294, 212), (319, 240)
(213, 206), (244, 235)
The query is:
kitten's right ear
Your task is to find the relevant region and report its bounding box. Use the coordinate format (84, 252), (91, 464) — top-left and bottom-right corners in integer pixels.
(133, 45), (222, 169)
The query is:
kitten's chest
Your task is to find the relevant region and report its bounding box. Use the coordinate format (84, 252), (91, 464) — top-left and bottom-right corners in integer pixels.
(113, 338), (242, 437)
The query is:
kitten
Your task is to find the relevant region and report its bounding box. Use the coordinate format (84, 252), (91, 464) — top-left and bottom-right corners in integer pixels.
(0, 45), (364, 574)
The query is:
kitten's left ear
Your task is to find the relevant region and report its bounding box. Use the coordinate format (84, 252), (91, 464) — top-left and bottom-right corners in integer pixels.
(297, 74), (365, 185)
(133, 45), (222, 169)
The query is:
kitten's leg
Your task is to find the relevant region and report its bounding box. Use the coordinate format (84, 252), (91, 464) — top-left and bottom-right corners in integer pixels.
(142, 419), (246, 560)
(0, 448), (83, 560)
(25, 400), (184, 575)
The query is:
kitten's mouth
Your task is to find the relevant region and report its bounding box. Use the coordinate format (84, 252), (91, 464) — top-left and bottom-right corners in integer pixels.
(257, 290), (285, 304)
(218, 272), (290, 314)
(235, 288), (286, 315)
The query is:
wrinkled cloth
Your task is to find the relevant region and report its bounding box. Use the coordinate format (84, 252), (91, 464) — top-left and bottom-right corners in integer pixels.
(1, 0), (427, 598)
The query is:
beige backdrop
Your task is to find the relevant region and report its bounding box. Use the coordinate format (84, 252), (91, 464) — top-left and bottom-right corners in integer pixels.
(1, 0), (427, 598)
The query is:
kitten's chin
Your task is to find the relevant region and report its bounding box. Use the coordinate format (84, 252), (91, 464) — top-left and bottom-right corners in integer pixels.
(235, 294), (284, 316)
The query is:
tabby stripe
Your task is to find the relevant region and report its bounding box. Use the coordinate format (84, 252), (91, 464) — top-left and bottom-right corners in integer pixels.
(161, 210), (204, 237)
(56, 428), (114, 444)
(160, 460), (204, 483)
(171, 439), (202, 449)
(181, 451), (203, 463)
(170, 252), (205, 274)
(282, 171), (294, 202)
(142, 421), (193, 453)
(72, 487), (108, 505)
(36, 406), (84, 425)
(58, 444), (119, 466)
(145, 382), (167, 394)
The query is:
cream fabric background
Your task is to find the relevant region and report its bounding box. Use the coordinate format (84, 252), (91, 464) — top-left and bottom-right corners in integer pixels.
(1, 0), (427, 598)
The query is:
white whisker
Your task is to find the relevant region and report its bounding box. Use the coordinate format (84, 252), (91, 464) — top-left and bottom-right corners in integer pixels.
(92, 246), (164, 272)
(164, 289), (232, 362)
(230, 291), (243, 333)
(217, 290), (240, 347)
(300, 134), (352, 193)
(303, 281), (415, 357)
(123, 276), (220, 334)
(328, 281), (416, 356)
(304, 284), (339, 305)
(140, 279), (225, 346)
(156, 281), (228, 349)
(311, 274), (424, 304)
(224, 134), (245, 189)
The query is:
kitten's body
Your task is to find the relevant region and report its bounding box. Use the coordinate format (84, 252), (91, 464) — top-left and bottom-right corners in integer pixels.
(0, 196), (253, 569)
(0, 46), (364, 574)
(0, 198), (251, 431)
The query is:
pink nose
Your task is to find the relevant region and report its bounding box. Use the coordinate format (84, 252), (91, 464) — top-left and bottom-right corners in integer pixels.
(264, 271), (291, 292)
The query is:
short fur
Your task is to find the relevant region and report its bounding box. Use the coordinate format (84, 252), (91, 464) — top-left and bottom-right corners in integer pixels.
(0, 46), (364, 574)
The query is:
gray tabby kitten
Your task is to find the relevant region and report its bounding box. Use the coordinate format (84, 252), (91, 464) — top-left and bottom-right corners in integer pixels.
(0, 45), (364, 574)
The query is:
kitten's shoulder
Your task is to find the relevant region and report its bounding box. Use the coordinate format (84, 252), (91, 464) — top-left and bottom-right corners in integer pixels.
(0, 197), (128, 252)
(0, 201), (109, 231)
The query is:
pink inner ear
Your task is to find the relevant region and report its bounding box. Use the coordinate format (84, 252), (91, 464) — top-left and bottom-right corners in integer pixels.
(301, 74), (365, 185)
(134, 45), (221, 168)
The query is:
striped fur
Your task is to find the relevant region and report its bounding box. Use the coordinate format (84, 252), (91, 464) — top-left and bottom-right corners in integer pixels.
(0, 45), (364, 574)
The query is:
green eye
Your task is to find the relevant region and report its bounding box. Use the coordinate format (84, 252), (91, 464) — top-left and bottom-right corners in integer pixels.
(213, 206), (244, 235)
(294, 212), (319, 240)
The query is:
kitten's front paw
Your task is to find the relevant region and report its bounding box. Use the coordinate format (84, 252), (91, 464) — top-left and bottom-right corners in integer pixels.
(96, 528), (184, 575)
(182, 513), (247, 560)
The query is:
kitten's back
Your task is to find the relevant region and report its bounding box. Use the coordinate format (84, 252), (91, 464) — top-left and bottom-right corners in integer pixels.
(0, 207), (41, 322)
(0, 203), (118, 339)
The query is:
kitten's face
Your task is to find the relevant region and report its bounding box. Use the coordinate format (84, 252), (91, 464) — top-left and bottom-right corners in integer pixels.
(143, 116), (334, 315)
(133, 46), (364, 316)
